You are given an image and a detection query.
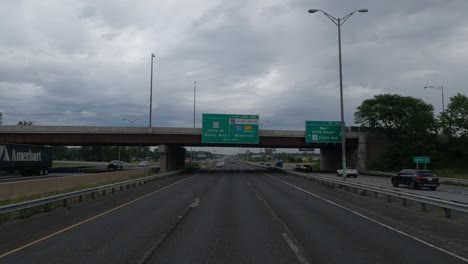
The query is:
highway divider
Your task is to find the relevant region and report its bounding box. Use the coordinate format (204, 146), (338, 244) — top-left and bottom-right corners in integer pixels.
(245, 161), (468, 218)
(0, 170), (182, 217)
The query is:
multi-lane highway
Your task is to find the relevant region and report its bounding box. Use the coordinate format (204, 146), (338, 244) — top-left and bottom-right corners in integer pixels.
(1, 163), (467, 263)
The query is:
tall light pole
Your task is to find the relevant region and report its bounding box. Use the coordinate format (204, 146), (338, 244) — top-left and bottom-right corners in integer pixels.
(260, 120), (270, 129)
(123, 118), (140, 127)
(308, 8), (368, 181)
(193, 81), (197, 128)
(424, 85), (445, 114)
(191, 81), (197, 162)
(149, 53), (155, 127)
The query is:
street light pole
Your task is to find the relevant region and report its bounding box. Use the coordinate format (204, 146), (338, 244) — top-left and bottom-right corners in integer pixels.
(191, 81), (197, 162)
(149, 53), (155, 127)
(123, 118), (140, 162)
(193, 81), (197, 128)
(123, 118), (140, 127)
(424, 85), (445, 114)
(337, 17), (347, 181)
(308, 8), (368, 181)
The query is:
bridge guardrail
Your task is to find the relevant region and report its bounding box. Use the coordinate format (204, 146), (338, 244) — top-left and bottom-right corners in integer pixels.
(48, 164), (160, 173)
(0, 170), (181, 216)
(246, 162), (468, 218)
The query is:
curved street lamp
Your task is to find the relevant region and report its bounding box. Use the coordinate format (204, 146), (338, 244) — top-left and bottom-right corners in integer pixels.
(307, 8), (368, 181)
(123, 118), (140, 127)
(260, 120), (270, 129)
(424, 85), (445, 114)
(149, 53), (156, 127)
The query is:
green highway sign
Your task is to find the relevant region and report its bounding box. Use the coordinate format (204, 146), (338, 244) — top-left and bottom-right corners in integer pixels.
(202, 114), (259, 144)
(413, 156), (430, 164)
(305, 121), (342, 143)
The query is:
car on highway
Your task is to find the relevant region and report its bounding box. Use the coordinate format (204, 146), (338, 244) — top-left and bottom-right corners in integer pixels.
(107, 160), (123, 170)
(391, 169), (440, 190)
(293, 164), (312, 172)
(139, 161), (150, 167)
(265, 163), (272, 167)
(337, 168), (359, 178)
(275, 160), (283, 168)
(216, 162), (225, 168)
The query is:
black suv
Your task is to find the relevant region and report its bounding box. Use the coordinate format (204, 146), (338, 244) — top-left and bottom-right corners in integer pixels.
(391, 169), (440, 190)
(107, 160), (123, 170)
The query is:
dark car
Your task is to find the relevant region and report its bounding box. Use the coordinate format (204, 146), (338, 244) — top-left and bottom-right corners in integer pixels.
(302, 165), (313, 172)
(107, 160), (123, 170)
(391, 169), (440, 190)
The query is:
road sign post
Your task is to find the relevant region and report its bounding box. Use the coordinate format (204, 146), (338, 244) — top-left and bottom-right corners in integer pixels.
(413, 156), (430, 169)
(202, 114), (259, 144)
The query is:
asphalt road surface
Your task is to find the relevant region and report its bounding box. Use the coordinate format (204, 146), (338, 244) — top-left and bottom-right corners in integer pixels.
(1, 163), (467, 264)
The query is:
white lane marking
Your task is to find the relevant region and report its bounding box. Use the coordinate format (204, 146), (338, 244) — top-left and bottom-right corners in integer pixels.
(256, 194), (263, 201)
(282, 233), (308, 264)
(249, 181), (309, 264)
(190, 198), (200, 208)
(265, 173), (468, 263)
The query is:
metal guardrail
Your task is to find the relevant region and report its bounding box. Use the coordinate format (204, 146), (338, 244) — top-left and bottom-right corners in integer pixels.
(440, 178), (468, 185)
(360, 169), (468, 185)
(0, 170), (181, 216)
(49, 164), (160, 173)
(287, 170), (468, 217)
(246, 162), (468, 218)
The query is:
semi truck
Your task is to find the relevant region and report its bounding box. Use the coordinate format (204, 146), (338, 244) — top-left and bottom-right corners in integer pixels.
(0, 143), (52, 176)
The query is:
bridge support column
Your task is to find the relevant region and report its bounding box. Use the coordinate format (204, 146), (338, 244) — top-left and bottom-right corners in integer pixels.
(357, 133), (367, 170)
(158, 145), (186, 173)
(320, 147), (341, 171)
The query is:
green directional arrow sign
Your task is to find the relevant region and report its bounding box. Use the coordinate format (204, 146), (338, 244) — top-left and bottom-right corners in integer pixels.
(305, 121), (342, 143)
(202, 114), (259, 144)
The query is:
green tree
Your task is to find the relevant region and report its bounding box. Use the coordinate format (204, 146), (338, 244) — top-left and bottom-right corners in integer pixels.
(355, 94), (437, 169)
(440, 93), (468, 138)
(17, 120), (35, 126)
(355, 94), (436, 139)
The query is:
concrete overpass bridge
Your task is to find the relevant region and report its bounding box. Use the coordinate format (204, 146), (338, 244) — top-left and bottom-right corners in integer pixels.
(0, 126), (388, 172)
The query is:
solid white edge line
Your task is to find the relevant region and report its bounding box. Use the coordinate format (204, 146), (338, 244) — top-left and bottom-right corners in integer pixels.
(265, 173), (468, 263)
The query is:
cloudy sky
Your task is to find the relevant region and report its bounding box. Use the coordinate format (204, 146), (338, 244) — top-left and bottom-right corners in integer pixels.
(1, 0), (467, 132)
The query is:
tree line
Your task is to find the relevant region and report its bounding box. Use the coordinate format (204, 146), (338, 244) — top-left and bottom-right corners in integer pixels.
(355, 93), (468, 171)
